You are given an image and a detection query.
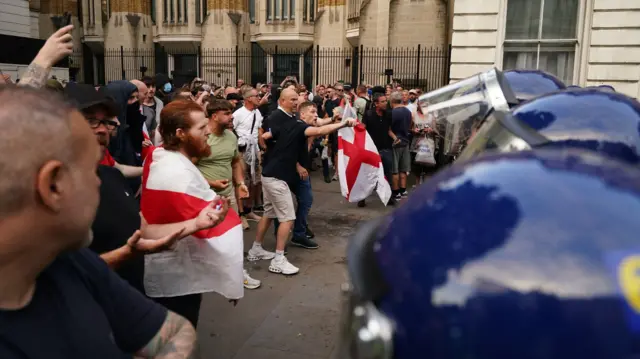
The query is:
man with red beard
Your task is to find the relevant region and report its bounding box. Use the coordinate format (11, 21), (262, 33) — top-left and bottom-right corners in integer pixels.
(64, 83), (222, 295)
(141, 100), (244, 328)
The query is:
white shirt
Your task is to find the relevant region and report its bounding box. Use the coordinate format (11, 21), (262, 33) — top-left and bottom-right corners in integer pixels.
(232, 106), (263, 146)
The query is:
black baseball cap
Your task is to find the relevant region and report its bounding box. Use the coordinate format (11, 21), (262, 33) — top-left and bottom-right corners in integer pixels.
(64, 82), (119, 117)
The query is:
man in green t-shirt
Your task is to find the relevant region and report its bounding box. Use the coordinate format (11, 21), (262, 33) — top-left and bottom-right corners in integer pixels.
(196, 99), (261, 290)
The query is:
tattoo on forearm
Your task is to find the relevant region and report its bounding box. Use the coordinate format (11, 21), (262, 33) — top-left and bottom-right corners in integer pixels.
(136, 312), (196, 359)
(18, 63), (50, 89)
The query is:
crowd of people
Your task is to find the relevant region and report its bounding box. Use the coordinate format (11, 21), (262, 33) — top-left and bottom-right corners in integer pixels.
(0, 24), (444, 358)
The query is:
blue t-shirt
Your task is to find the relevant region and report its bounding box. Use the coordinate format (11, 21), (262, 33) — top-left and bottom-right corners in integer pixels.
(391, 107), (412, 144)
(0, 249), (167, 358)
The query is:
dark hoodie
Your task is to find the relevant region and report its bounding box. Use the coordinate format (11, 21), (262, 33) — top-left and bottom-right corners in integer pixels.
(105, 80), (144, 191)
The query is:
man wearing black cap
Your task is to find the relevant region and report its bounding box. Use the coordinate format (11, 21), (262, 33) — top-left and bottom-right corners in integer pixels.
(227, 92), (243, 112)
(64, 83), (221, 294)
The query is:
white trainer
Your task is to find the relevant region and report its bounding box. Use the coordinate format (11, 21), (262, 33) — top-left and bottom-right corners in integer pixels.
(247, 246), (276, 261)
(243, 269), (261, 289)
(268, 256), (299, 275)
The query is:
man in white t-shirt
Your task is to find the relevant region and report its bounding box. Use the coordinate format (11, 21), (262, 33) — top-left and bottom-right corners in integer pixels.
(233, 87), (264, 225)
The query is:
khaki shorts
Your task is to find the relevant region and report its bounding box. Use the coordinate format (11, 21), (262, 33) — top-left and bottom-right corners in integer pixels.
(262, 176), (296, 222)
(243, 151), (262, 183)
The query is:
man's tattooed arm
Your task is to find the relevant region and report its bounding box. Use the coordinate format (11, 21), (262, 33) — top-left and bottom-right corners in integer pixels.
(135, 311), (197, 359)
(18, 62), (50, 89)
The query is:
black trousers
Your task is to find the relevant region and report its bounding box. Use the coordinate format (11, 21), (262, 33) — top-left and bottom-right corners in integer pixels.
(153, 293), (203, 328)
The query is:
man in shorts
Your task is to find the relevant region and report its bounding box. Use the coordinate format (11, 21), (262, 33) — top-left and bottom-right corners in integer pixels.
(246, 89), (356, 275)
(388, 91), (412, 200)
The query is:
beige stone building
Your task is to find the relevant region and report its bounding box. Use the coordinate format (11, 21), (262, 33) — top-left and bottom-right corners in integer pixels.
(1, 0), (454, 87)
(450, 0), (640, 98)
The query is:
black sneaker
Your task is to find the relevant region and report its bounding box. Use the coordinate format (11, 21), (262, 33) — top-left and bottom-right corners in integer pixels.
(324, 175), (331, 183)
(305, 226), (315, 239)
(388, 198), (397, 206)
(253, 205), (264, 212)
(291, 236), (319, 249)
(357, 200), (366, 208)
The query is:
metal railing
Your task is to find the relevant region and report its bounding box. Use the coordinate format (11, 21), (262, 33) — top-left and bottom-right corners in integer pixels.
(75, 44), (451, 90)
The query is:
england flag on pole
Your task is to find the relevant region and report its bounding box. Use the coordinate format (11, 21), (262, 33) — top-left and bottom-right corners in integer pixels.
(337, 102), (392, 205)
(140, 147), (244, 300)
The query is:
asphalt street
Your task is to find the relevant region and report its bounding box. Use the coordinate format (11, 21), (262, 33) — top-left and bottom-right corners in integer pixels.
(196, 173), (392, 359)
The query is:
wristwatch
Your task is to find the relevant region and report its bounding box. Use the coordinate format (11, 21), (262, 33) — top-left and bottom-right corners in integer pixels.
(235, 181), (245, 187)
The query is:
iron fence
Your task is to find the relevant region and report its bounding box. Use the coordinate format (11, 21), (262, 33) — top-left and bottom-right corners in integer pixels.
(76, 44), (451, 90)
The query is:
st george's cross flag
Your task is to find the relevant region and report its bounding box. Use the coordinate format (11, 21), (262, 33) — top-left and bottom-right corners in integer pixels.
(337, 103), (392, 205)
(140, 147), (244, 300)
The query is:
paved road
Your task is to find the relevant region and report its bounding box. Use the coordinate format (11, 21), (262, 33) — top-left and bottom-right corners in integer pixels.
(196, 174), (392, 359)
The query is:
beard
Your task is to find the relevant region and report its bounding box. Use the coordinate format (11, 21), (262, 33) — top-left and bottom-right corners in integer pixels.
(183, 133), (211, 159)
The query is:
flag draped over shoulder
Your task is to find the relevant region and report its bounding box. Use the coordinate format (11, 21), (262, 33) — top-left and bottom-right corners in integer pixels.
(338, 103), (392, 205)
(140, 147), (244, 299)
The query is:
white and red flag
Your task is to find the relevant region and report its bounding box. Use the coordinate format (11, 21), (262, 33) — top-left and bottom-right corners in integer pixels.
(140, 147), (244, 300)
(337, 103), (392, 205)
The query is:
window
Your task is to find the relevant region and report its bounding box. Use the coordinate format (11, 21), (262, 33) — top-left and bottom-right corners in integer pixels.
(163, 0), (169, 22)
(183, 0), (187, 22)
(503, 0), (579, 84)
(151, 0), (156, 23)
(303, 0), (307, 21)
(101, 0), (110, 24)
(290, 0), (295, 19)
(309, 0), (314, 21)
(275, 0), (280, 20)
(249, 0), (255, 23)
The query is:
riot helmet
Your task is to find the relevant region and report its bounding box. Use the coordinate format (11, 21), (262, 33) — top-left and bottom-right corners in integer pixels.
(337, 148), (640, 359)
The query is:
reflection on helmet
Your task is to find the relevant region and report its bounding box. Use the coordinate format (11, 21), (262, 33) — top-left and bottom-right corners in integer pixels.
(503, 69), (566, 103)
(460, 88), (640, 164)
(339, 149), (640, 359)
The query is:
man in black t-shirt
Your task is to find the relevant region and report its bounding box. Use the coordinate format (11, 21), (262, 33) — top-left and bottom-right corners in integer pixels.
(272, 102), (337, 249)
(360, 93), (396, 207)
(0, 86), (196, 358)
(247, 89), (356, 276)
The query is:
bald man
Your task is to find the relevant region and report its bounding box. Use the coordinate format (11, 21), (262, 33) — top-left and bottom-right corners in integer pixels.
(132, 79), (156, 141)
(0, 85), (196, 358)
(249, 88), (356, 275)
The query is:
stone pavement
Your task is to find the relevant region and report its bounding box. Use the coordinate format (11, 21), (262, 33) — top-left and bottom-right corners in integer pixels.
(196, 174), (392, 359)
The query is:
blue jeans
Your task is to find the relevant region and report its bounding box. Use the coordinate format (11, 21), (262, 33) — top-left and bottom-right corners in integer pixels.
(379, 149), (393, 184)
(274, 177), (314, 238)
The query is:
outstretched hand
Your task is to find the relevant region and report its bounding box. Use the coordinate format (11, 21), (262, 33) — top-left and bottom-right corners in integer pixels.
(342, 117), (357, 127)
(127, 228), (186, 254)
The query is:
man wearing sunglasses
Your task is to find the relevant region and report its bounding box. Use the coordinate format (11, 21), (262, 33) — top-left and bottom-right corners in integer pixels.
(75, 90), (145, 179)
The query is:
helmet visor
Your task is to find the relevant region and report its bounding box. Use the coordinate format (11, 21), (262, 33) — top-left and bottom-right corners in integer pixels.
(458, 110), (551, 162)
(417, 68), (516, 156)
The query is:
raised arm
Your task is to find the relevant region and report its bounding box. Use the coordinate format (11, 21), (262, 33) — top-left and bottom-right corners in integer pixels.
(20, 25), (74, 89)
(135, 311), (197, 359)
(304, 118), (356, 137)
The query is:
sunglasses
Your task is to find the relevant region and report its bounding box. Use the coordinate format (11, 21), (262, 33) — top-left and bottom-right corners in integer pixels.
(87, 118), (119, 130)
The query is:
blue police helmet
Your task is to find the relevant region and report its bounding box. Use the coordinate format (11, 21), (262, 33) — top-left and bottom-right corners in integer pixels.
(339, 148), (640, 359)
(504, 69), (566, 103)
(458, 88), (640, 164)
